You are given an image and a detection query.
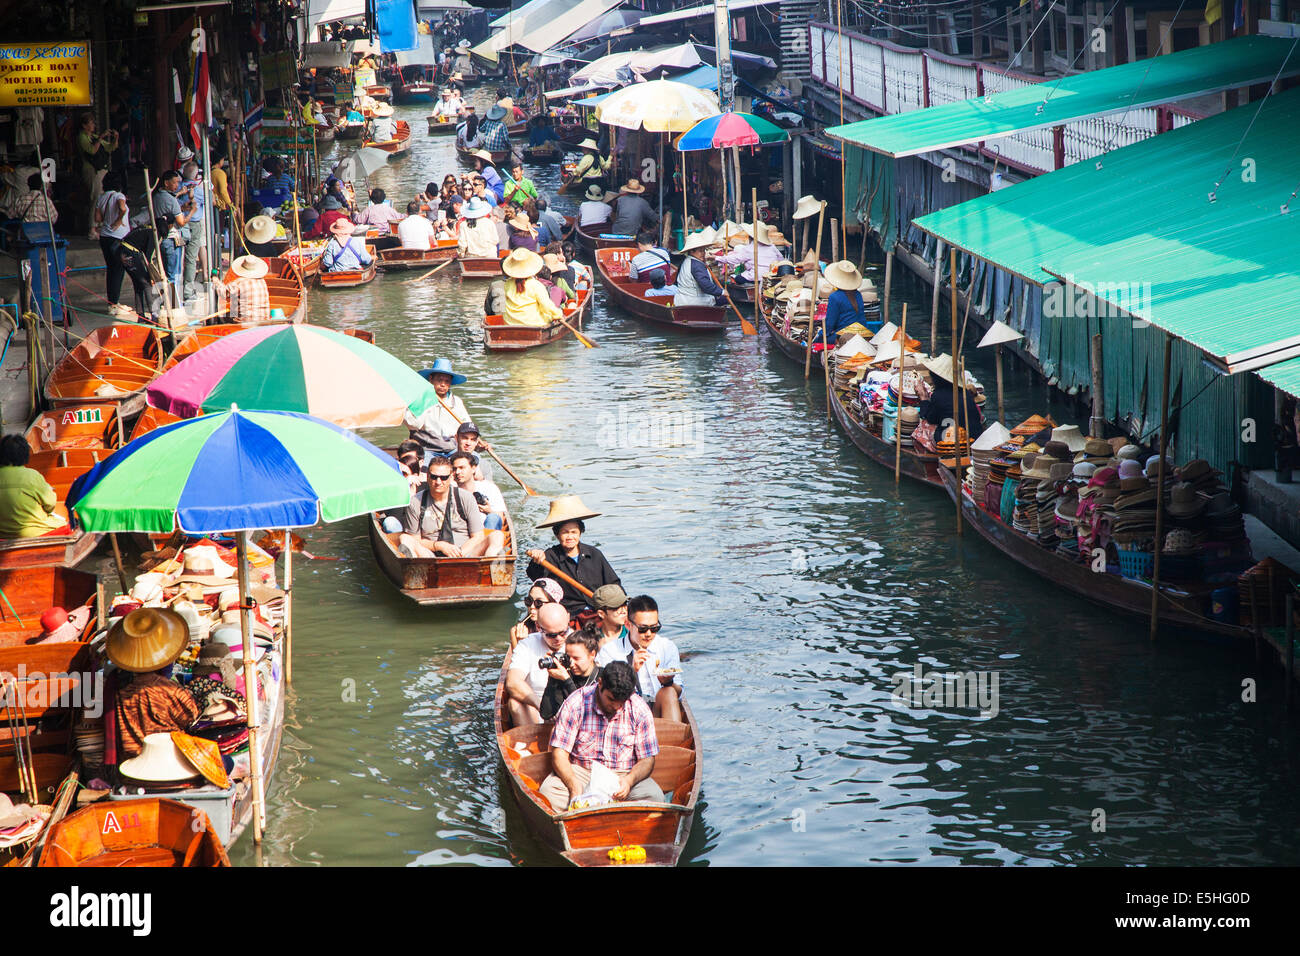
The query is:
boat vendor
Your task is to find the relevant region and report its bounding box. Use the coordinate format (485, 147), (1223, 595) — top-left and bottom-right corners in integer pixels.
(509, 577), (564, 649)
(528, 115), (561, 148)
(572, 139), (611, 191)
(609, 179), (659, 237)
(392, 457), (501, 560)
(353, 187), (405, 229)
(502, 161), (538, 207)
(525, 495), (622, 619)
(714, 221), (781, 285)
(304, 195), (350, 239)
(674, 231), (727, 307)
(458, 197), (501, 258)
(222, 255), (271, 323)
(501, 249), (565, 328)
(435, 87), (464, 119)
(0, 434), (66, 538)
(595, 594), (683, 722)
(578, 183), (613, 228)
(539, 660), (664, 812)
(371, 103), (396, 143)
(627, 231), (672, 284)
(472, 151), (506, 203)
(404, 357), (471, 461)
(920, 353), (985, 437)
(108, 608), (201, 760)
(399, 200), (438, 249)
(816, 260), (872, 342)
(321, 220), (374, 273)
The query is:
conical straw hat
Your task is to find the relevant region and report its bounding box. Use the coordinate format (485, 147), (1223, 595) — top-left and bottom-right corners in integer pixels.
(170, 732), (230, 789)
(793, 195), (822, 220)
(245, 215), (277, 244)
(119, 733), (202, 784)
(537, 494), (601, 529)
(106, 608), (190, 673)
(978, 320), (1023, 348)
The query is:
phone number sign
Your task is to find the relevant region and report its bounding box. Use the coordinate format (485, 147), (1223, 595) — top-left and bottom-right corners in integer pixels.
(0, 43), (91, 107)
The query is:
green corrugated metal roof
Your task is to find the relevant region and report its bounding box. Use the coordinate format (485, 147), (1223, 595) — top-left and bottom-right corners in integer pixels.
(826, 36), (1300, 157)
(1256, 356), (1300, 398)
(913, 85), (1300, 374)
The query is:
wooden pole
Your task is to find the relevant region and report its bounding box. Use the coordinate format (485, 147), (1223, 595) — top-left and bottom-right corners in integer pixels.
(681, 150), (688, 248)
(882, 248), (893, 325)
(108, 534), (129, 594)
(1148, 333), (1172, 642)
(804, 202), (827, 379)
(955, 355), (965, 536)
(894, 303), (908, 484)
(929, 239), (945, 355)
(995, 343), (1006, 426)
(283, 529), (293, 687)
(1286, 592), (1294, 711)
(236, 530), (266, 842)
(1090, 331), (1105, 436)
(751, 185), (760, 311)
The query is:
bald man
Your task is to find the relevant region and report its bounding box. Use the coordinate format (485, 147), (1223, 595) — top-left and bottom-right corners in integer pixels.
(506, 603), (572, 726)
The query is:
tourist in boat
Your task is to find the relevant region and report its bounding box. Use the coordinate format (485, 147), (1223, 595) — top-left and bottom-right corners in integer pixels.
(321, 219), (373, 273)
(525, 495), (621, 619)
(920, 353), (985, 437)
(539, 630), (603, 722)
(509, 577), (563, 649)
(506, 212), (539, 252)
(673, 231), (727, 307)
(714, 221), (781, 287)
(572, 138), (611, 190)
(501, 249), (564, 328)
(458, 197), (500, 258)
(394, 457), (499, 560)
(471, 175), (499, 209)
(453, 421), (494, 482)
(541, 251), (577, 301)
(398, 201), (438, 250)
(304, 195), (350, 239)
(353, 187), (405, 229)
(478, 105), (512, 160)
(584, 584), (629, 657)
(540, 661), (664, 811)
(502, 161), (538, 207)
(435, 87), (463, 119)
(627, 231), (672, 284)
(108, 609), (201, 759)
(535, 197), (567, 245)
(578, 184), (612, 229)
(609, 179), (659, 237)
(562, 240), (591, 285)
(405, 357), (471, 461)
(0, 434), (65, 538)
(450, 449), (507, 519)
(594, 594), (683, 723)
(457, 105), (481, 148)
(506, 602), (573, 725)
(222, 254), (271, 323)
(371, 103), (396, 143)
(472, 151), (506, 202)
(645, 272), (677, 298)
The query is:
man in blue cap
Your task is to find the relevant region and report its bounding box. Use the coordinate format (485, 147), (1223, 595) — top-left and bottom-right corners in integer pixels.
(404, 358), (472, 464)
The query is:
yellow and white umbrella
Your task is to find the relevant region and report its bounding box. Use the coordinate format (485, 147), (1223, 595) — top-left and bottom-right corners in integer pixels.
(595, 79), (720, 132)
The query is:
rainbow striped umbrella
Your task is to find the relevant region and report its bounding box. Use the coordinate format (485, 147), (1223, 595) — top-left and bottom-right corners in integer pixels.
(676, 111), (788, 151)
(146, 324), (438, 428)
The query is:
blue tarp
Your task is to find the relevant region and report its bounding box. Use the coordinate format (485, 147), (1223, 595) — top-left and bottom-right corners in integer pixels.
(376, 0), (418, 53)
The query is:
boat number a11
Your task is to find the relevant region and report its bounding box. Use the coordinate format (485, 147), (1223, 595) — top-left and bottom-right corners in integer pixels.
(100, 810), (144, 834)
(60, 407), (103, 425)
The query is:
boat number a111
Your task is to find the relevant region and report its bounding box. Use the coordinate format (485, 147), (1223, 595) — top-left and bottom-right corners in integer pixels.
(60, 407), (103, 425)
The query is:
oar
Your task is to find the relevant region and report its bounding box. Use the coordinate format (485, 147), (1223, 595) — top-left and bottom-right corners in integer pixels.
(555, 307), (598, 349)
(405, 256), (457, 284)
(709, 266), (756, 336)
(530, 554), (594, 599)
(435, 395), (540, 496)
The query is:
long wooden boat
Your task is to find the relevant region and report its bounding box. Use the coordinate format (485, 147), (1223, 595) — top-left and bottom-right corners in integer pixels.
(457, 141), (512, 166)
(378, 238), (459, 270)
(828, 377), (943, 488)
(459, 251), (507, 278)
(337, 120), (367, 141)
(279, 245), (324, 278)
(760, 283), (822, 370)
(317, 245), (379, 288)
(521, 141), (563, 164)
(595, 248), (728, 331)
(36, 799), (231, 867)
(494, 651), (702, 866)
(938, 467), (1252, 641)
(365, 120), (411, 158)
(219, 260), (307, 324)
(483, 284), (591, 351)
(575, 221), (633, 257)
(427, 115), (458, 135)
(364, 83), (392, 101)
(367, 511), (516, 606)
(44, 324), (164, 417)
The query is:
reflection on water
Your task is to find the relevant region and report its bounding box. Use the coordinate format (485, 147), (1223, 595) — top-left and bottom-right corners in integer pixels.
(224, 98), (1300, 866)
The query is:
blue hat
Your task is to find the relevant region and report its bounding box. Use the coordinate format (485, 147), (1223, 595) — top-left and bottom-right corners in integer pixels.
(420, 358), (467, 385)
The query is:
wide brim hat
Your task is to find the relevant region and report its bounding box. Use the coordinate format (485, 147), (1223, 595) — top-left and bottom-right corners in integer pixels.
(542, 252), (566, 273)
(119, 733), (203, 784)
(577, 138), (599, 151)
(924, 352), (958, 384)
(1049, 425), (1086, 453)
(472, 149), (496, 163)
(420, 357), (467, 385)
(230, 255), (269, 280)
(584, 184), (605, 200)
(106, 608), (190, 673)
(1022, 456), (1060, 480)
(872, 339), (921, 368)
(502, 248), (544, 278)
(537, 494), (601, 529)
(792, 195), (822, 220)
(373, 103), (394, 117)
(1166, 482), (1206, 518)
(978, 320), (1023, 348)
(824, 260), (862, 291)
(462, 198), (492, 219)
(869, 321), (899, 349)
(507, 213), (534, 232)
(497, 97), (515, 111)
(620, 179), (646, 195)
(171, 731), (231, 789)
(329, 218), (355, 237)
(245, 215), (277, 244)
(767, 229), (788, 246)
(680, 230), (714, 254)
(485, 105), (508, 121)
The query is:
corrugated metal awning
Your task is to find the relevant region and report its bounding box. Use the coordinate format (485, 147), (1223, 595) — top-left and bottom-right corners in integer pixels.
(474, 0), (623, 62)
(826, 36), (1300, 158)
(913, 85), (1300, 375)
(639, 0), (779, 27)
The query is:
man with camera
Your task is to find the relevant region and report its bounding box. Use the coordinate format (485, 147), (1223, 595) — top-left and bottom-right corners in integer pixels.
(506, 602), (572, 726)
(539, 630), (602, 721)
(448, 450), (507, 557)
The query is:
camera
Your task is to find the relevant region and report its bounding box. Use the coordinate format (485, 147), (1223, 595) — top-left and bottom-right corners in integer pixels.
(473, 491), (489, 505)
(539, 653), (570, 670)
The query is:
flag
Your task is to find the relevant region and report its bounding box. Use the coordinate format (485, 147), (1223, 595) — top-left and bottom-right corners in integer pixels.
(187, 29), (211, 149)
(244, 100), (264, 134)
(1205, 0), (1221, 26)
(250, 8), (267, 46)
(1233, 0), (1245, 31)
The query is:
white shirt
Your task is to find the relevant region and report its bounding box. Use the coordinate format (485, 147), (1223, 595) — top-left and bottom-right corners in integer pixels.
(578, 200), (612, 228)
(459, 218), (500, 258)
(467, 478), (507, 515)
(510, 633), (561, 700)
(403, 392), (469, 447)
(372, 117), (395, 141)
(436, 96), (464, 118)
(596, 633), (683, 700)
(96, 190), (130, 239)
(398, 214), (437, 250)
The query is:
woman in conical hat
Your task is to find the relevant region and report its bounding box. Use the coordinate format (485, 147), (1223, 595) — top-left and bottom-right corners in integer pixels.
(501, 248), (563, 328)
(524, 495), (622, 618)
(920, 352), (985, 438)
(819, 260), (867, 344)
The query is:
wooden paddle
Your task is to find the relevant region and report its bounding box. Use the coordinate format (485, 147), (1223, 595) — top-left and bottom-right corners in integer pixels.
(406, 257), (457, 284)
(554, 307), (598, 348)
(529, 554), (594, 599)
(435, 395), (539, 496)
(711, 265), (756, 336)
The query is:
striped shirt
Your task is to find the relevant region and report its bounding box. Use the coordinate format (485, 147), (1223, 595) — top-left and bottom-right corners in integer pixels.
(226, 276), (270, 322)
(550, 682), (658, 772)
(115, 673), (200, 759)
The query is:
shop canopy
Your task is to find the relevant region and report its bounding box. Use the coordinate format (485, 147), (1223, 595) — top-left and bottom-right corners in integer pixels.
(638, 0), (779, 27)
(306, 0), (366, 38)
(472, 0), (623, 63)
(826, 35), (1300, 158)
(572, 66), (719, 107)
(913, 86), (1300, 375)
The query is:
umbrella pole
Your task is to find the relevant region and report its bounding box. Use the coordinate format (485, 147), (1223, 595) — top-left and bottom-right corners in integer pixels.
(283, 529), (293, 687)
(236, 530), (266, 844)
(804, 201), (826, 379)
(894, 304), (908, 484)
(681, 150), (688, 248)
(658, 134), (664, 226)
(996, 342), (1006, 426)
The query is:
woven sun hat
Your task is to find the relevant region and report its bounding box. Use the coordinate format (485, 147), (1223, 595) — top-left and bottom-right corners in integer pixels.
(1075, 437), (1113, 461)
(542, 252), (566, 273)
(177, 546), (238, 585)
(1072, 461), (1097, 479)
(244, 215), (277, 244)
(420, 357), (467, 385)
(497, 97), (515, 111)
(1048, 461), (1074, 482)
(507, 212), (534, 232)
(106, 608), (190, 673)
(824, 260), (862, 291)
(373, 103), (394, 117)
(462, 197), (492, 219)
(1049, 425), (1086, 453)
(1179, 459), (1214, 482)
(471, 149), (496, 163)
(584, 183), (604, 200)
(537, 494), (601, 529)
(620, 178), (646, 195)
(869, 321), (899, 349)
(836, 334), (875, 358)
(1116, 444), (1143, 461)
(1117, 458), (1144, 480)
(502, 248), (544, 278)
(230, 255), (269, 280)
(972, 422), (1012, 451)
(767, 229), (788, 247)
(977, 320), (1023, 348)
(170, 732), (231, 789)
(1022, 456), (1059, 481)
(923, 352), (959, 384)
(680, 230), (714, 254)
(577, 138), (600, 151)
(1144, 454), (1174, 478)
(872, 339), (921, 368)
(1166, 482), (1206, 518)
(329, 218), (355, 237)
(119, 733), (203, 785)
(793, 195), (822, 220)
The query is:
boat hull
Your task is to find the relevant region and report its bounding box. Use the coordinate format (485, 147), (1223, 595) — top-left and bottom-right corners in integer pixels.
(368, 512), (516, 606)
(378, 242), (458, 270)
(595, 248), (728, 331)
(318, 246), (379, 288)
(828, 380), (943, 488)
(483, 287), (590, 351)
(459, 253), (507, 278)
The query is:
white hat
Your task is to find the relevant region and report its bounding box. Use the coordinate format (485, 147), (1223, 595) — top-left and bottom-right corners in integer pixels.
(793, 195), (822, 220)
(835, 334), (875, 358)
(972, 422), (1013, 451)
(869, 321), (899, 349)
(978, 320), (1023, 348)
(680, 230), (714, 254)
(1049, 424), (1087, 453)
(119, 733), (203, 784)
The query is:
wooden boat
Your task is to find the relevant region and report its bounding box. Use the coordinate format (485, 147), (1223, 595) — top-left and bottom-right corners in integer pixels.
(760, 280), (822, 369)
(365, 120), (411, 158)
(459, 251), (507, 278)
(367, 511), (516, 606)
(521, 141), (563, 164)
(484, 284), (591, 351)
(938, 467), (1252, 640)
(278, 244), (324, 278)
(427, 115), (458, 135)
(726, 280), (755, 305)
(220, 262), (306, 324)
(36, 799), (231, 867)
(364, 83), (392, 101)
(378, 238), (459, 270)
(828, 376), (944, 488)
(494, 651), (702, 866)
(457, 141), (511, 166)
(595, 248), (728, 331)
(575, 220), (633, 257)
(44, 324), (165, 417)
(317, 245), (379, 288)
(337, 120), (367, 140)
(394, 71), (438, 105)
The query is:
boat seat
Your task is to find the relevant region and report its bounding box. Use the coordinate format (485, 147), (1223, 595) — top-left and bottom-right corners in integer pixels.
(502, 721), (554, 758)
(654, 719), (692, 748)
(650, 745), (696, 801)
(516, 752), (552, 792)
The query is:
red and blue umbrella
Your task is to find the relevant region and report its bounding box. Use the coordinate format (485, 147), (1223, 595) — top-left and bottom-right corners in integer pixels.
(676, 111), (788, 151)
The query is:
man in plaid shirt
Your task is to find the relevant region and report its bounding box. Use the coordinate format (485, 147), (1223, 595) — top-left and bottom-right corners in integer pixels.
(539, 661), (664, 811)
(222, 255), (271, 322)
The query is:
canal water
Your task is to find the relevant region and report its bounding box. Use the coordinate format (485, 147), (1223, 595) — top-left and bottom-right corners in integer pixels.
(224, 96), (1300, 865)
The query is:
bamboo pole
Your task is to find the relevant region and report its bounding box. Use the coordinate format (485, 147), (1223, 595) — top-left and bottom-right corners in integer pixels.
(236, 530), (266, 842)
(894, 303), (908, 483)
(882, 248), (894, 325)
(952, 245), (962, 536)
(1149, 333), (1172, 642)
(1090, 331), (1105, 436)
(283, 529), (293, 687)
(830, 218), (839, 264)
(930, 239), (944, 355)
(995, 343), (1006, 426)
(681, 150), (688, 249)
(804, 201), (827, 379)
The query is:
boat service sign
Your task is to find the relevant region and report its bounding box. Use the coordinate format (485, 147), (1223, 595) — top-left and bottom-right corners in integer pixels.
(0, 42), (91, 107)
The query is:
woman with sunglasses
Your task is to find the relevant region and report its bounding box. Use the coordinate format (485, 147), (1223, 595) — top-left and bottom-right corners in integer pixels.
(509, 578), (563, 648)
